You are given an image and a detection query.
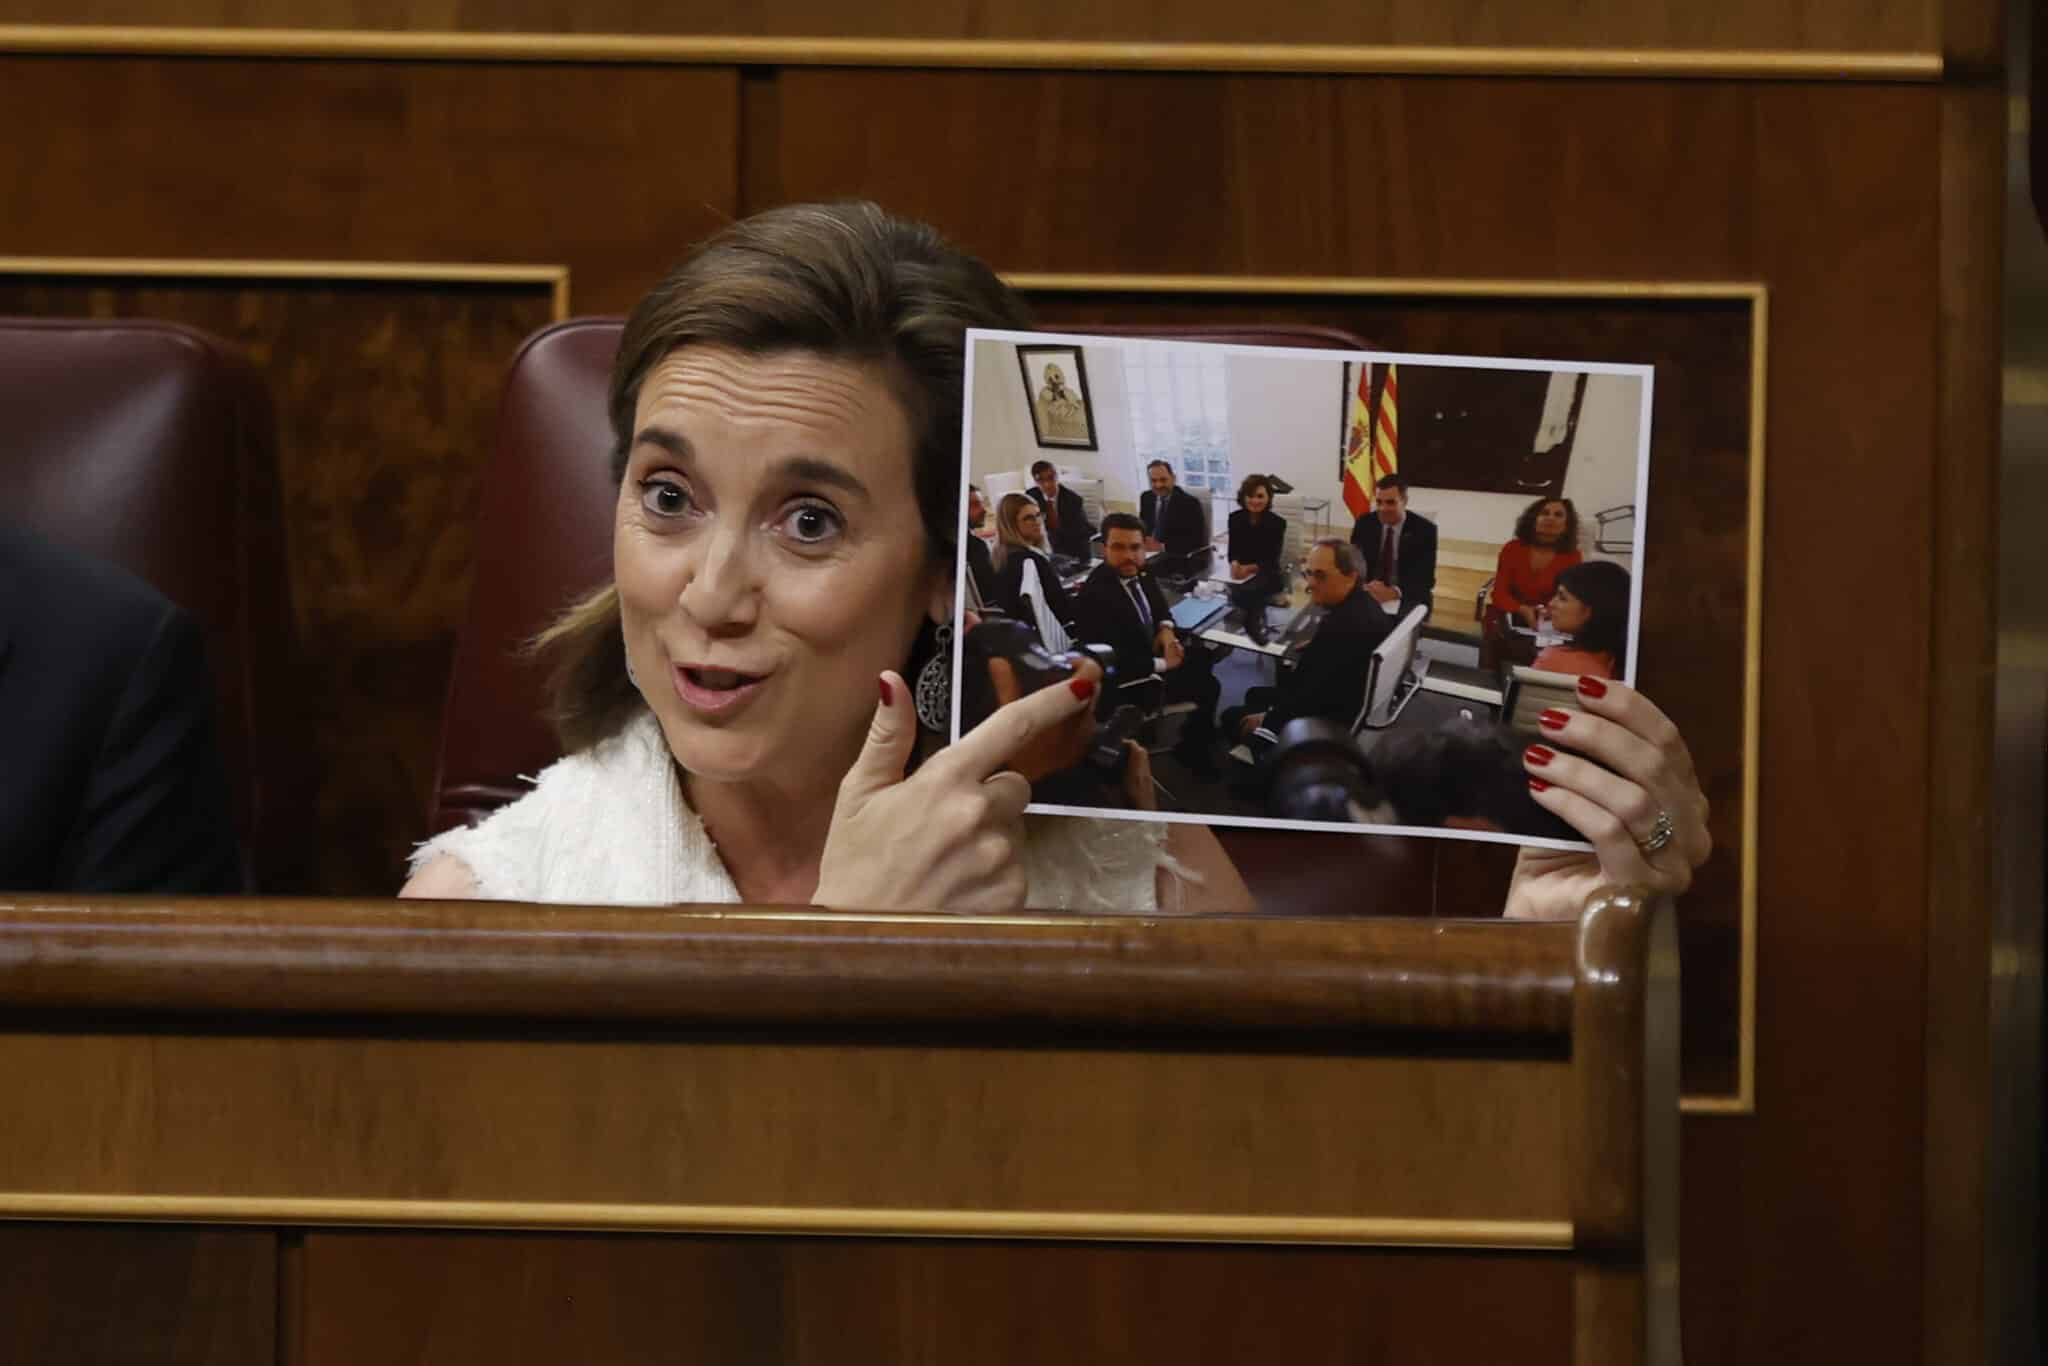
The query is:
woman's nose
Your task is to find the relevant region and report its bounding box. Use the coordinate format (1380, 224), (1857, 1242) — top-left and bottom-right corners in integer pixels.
(677, 525), (760, 631)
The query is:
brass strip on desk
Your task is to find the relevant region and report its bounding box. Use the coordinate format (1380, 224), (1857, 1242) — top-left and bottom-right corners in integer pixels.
(0, 1193), (1576, 1250)
(0, 25), (1943, 81)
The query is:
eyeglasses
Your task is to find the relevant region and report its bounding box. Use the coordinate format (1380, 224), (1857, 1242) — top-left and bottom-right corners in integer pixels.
(1301, 568), (1333, 583)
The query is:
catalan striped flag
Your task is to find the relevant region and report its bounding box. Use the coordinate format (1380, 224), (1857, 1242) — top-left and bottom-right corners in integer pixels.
(1340, 363), (1376, 517)
(1372, 363), (1399, 485)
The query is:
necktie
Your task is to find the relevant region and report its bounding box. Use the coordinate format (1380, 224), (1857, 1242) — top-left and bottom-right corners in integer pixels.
(1379, 523), (1396, 582)
(1046, 494), (1060, 533)
(1126, 578), (1152, 629)
(1151, 496), (1165, 538)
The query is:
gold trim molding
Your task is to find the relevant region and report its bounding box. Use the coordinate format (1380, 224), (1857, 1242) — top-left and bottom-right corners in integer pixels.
(0, 1193), (1574, 1249)
(1003, 271), (1764, 1116)
(0, 255), (572, 320)
(0, 25), (1942, 80)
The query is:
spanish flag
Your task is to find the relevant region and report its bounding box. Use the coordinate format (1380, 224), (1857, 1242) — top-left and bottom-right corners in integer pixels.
(1340, 363), (1375, 517)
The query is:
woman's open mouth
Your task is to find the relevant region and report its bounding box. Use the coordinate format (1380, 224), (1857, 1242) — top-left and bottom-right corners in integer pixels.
(673, 664), (770, 714)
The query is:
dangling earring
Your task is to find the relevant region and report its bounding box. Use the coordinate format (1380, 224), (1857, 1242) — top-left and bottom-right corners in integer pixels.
(914, 622), (953, 734)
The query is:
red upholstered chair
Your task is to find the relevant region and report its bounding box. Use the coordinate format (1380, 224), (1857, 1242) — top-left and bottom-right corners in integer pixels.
(428, 319), (1457, 913)
(429, 319), (624, 835)
(0, 317), (305, 890)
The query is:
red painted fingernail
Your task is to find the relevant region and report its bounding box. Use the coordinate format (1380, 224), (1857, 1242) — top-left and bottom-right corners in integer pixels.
(1069, 677), (1097, 702)
(1577, 675), (1608, 698)
(1539, 708), (1571, 731)
(878, 677), (893, 706)
(1525, 744), (1556, 767)
(1528, 776), (1551, 792)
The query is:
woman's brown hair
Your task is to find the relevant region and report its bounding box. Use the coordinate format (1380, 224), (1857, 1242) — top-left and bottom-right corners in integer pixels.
(1235, 473), (1274, 510)
(1512, 496), (1581, 551)
(533, 202), (1032, 751)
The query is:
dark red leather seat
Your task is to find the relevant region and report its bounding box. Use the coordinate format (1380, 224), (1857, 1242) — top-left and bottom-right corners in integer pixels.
(0, 317), (304, 890)
(429, 319), (623, 835)
(428, 318), (1467, 913)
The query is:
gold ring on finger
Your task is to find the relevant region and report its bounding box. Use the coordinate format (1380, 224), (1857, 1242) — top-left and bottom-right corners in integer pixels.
(1634, 809), (1675, 856)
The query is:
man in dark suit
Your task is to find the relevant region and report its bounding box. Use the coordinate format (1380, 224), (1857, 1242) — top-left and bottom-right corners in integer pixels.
(1027, 460), (1095, 560)
(1347, 473), (1438, 621)
(1138, 460), (1208, 559)
(1222, 538), (1393, 741)
(0, 523), (242, 893)
(963, 484), (998, 610)
(1073, 514), (1219, 775)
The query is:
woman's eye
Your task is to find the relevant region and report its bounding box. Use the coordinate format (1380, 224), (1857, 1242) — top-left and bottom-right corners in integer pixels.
(638, 479), (692, 519)
(779, 501), (844, 546)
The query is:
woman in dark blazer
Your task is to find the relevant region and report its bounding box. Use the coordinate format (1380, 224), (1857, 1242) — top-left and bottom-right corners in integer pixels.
(990, 492), (1077, 638)
(1225, 473), (1288, 617)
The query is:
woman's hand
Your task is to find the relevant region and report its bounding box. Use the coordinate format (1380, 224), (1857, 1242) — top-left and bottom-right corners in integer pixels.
(1505, 676), (1711, 921)
(813, 667), (1098, 913)
(986, 654), (1104, 782)
(1229, 560), (1254, 581)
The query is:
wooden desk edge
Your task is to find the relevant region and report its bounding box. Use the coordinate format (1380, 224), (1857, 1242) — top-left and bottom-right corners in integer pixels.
(0, 895), (1579, 1039)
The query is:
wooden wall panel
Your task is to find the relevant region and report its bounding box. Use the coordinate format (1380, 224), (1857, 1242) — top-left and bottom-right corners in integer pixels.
(0, 57), (738, 314)
(0, 0), (1941, 54)
(294, 1231), (1572, 1365)
(0, 1224), (275, 1366)
(770, 68), (1940, 1366)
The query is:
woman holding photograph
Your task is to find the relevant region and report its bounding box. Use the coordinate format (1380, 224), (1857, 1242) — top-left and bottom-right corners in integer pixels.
(1482, 496), (1583, 668)
(401, 201), (1706, 921)
(1533, 559), (1631, 680)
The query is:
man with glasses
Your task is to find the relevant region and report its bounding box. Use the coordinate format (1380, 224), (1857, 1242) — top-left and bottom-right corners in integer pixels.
(1219, 538), (1393, 744)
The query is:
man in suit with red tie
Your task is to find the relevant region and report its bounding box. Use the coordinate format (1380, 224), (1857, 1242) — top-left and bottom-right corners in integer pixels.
(1347, 473), (1438, 621)
(1074, 513), (1219, 776)
(1027, 459), (1095, 561)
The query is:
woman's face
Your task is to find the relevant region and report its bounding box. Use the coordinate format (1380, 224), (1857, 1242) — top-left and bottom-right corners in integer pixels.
(614, 346), (945, 792)
(1532, 501), (1568, 543)
(1012, 503), (1044, 544)
(1548, 583), (1591, 634)
(1244, 485), (1270, 516)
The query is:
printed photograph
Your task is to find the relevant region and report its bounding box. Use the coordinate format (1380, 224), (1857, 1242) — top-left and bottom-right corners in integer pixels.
(955, 329), (1655, 848)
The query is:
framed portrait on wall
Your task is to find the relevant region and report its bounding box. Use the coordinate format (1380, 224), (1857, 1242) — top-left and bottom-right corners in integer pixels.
(1016, 344), (1098, 449)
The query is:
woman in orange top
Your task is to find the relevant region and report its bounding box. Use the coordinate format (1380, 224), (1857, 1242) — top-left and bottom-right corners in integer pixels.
(1482, 497), (1582, 668)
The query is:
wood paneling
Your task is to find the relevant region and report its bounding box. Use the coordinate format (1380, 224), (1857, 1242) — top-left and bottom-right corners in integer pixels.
(0, 0), (1941, 54)
(0, 1224), (275, 1366)
(0, 275), (556, 895)
(771, 68), (1941, 1365)
(0, 1030), (1570, 1225)
(294, 1231), (1573, 1365)
(0, 57), (739, 314)
(1922, 77), (2004, 1366)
